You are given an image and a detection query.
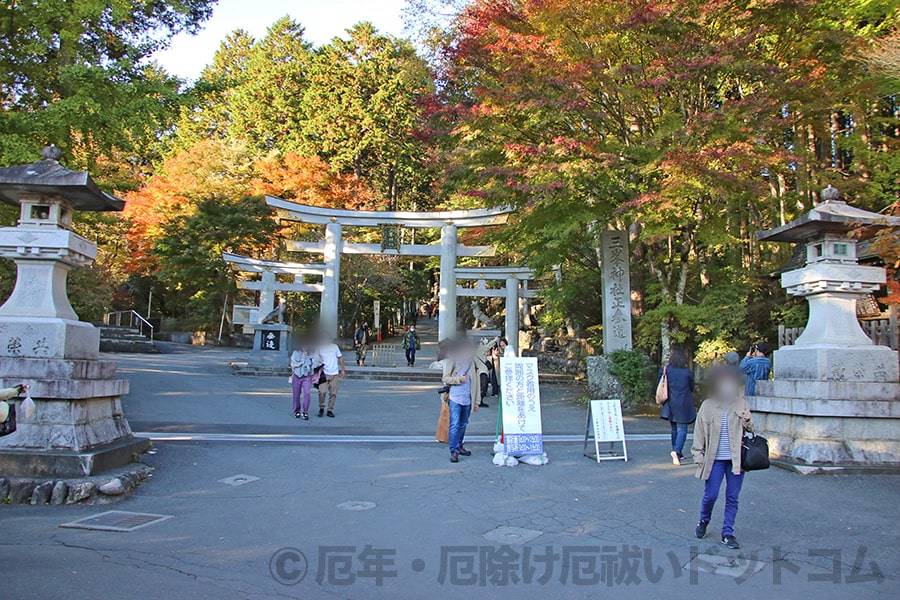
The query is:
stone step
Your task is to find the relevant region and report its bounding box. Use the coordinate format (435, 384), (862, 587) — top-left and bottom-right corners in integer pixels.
(97, 326), (159, 354)
(98, 327), (143, 339)
(99, 338), (160, 354)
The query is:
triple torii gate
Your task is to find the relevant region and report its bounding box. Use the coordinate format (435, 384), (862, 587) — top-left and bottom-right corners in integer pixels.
(266, 196), (513, 340)
(455, 266), (538, 356)
(222, 252), (325, 325)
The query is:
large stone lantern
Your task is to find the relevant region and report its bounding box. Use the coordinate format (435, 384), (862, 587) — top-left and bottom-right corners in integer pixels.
(752, 186), (900, 467)
(0, 146), (148, 477)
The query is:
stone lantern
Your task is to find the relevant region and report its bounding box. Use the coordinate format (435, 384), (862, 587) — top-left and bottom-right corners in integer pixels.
(0, 146), (148, 477)
(752, 186), (900, 467)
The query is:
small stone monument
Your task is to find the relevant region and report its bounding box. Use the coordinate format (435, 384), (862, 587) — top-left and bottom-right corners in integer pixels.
(0, 146), (148, 476)
(752, 186), (900, 467)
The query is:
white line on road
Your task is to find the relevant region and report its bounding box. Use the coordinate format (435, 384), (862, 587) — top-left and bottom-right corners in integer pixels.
(135, 432), (683, 444)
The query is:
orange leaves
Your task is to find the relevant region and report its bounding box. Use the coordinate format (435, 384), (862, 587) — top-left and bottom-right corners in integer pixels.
(121, 143), (384, 275)
(251, 152), (377, 210)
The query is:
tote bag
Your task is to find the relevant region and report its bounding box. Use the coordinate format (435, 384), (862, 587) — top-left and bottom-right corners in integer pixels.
(655, 366), (669, 405)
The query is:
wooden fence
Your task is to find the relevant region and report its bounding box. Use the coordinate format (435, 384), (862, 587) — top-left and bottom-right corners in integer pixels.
(778, 312), (898, 350)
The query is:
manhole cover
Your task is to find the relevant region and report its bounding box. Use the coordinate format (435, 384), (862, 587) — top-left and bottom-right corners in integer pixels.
(219, 474), (260, 486)
(336, 501), (376, 511)
(685, 552), (767, 580)
(482, 526), (543, 545)
(60, 511), (173, 532)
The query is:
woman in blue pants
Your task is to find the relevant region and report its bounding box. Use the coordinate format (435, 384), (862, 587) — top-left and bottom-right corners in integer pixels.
(691, 365), (754, 550)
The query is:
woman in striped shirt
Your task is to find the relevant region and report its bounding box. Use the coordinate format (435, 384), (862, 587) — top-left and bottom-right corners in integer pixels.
(691, 365), (754, 549)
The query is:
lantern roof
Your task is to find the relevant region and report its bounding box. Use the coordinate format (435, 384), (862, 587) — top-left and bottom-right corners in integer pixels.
(0, 145), (124, 212)
(757, 186), (899, 243)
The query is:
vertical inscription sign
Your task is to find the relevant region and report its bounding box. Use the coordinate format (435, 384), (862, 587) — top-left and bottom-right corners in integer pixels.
(600, 230), (633, 352)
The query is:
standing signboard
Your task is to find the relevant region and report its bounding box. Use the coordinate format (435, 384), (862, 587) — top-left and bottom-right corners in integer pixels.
(584, 399), (628, 462)
(499, 356), (543, 455)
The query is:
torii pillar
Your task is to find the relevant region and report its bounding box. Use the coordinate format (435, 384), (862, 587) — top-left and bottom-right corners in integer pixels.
(321, 221), (342, 339)
(439, 224), (458, 342)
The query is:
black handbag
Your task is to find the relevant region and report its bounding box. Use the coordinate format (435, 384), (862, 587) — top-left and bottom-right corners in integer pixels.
(312, 369), (327, 389)
(741, 433), (770, 471)
(0, 402), (16, 437)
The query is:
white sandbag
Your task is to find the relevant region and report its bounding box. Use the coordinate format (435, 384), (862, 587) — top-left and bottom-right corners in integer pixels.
(518, 453), (550, 466)
(492, 441), (504, 455)
(492, 452), (519, 467)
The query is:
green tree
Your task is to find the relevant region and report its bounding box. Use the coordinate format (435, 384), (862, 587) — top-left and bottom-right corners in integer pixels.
(171, 18), (314, 154)
(301, 23), (436, 210)
(434, 0), (900, 358)
(153, 195), (279, 329)
(0, 0), (215, 177)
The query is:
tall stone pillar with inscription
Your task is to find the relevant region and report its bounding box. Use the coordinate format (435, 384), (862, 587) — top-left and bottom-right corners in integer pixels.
(752, 186), (900, 467)
(600, 231), (633, 352)
(0, 147), (148, 476)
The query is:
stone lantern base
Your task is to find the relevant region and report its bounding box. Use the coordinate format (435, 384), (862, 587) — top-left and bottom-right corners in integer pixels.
(0, 358), (149, 477)
(749, 345), (900, 467)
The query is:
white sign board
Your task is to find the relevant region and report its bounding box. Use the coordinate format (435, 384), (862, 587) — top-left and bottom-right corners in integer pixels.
(499, 356), (543, 455)
(232, 305), (259, 326)
(373, 300), (381, 330)
(585, 399), (628, 462)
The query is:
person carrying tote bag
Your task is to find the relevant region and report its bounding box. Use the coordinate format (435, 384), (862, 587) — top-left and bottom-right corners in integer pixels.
(658, 349), (696, 466)
(691, 365), (754, 550)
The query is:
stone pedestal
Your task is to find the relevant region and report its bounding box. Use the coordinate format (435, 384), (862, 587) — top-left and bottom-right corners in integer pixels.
(0, 358), (148, 477)
(749, 328), (900, 466)
(249, 324), (292, 368)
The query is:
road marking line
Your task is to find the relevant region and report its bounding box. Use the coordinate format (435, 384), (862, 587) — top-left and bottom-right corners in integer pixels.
(135, 432), (686, 444)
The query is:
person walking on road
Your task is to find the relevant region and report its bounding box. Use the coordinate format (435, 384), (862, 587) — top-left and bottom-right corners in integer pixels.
(658, 348), (696, 466)
(289, 340), (319, 421)
(692, 365), (755, 550)
(317, 332), (346, 418)
(402, 325), (421, 367)
(354, 322), (370, 367)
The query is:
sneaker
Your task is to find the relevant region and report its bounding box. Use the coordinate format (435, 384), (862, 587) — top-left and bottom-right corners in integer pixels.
(458, 447), (472, 456)
(327, 410), (335, 418)
(695, 521), (709, 539)
(318, 408), (324, 417)
(301, 413), (309, 421)
(479, 402), (489, 408)
(450, 452), (459, 463)
(671, 451), (681, 466)
(722, 535), (740, 549)
(294, 411), (302, 419)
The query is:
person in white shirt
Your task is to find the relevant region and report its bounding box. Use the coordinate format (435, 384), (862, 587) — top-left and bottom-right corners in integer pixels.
(498, 337), (516, 357)
(316, 331), (346, 418)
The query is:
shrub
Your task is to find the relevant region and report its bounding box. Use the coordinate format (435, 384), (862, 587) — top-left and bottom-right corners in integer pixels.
(608, 349), (656, 407)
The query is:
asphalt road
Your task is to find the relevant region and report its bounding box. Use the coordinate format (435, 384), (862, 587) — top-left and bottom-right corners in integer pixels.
(1, 347), (897, 599)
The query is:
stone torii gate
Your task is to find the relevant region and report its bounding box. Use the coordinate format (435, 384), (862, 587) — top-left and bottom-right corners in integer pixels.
(222, 252), (325, 325)
(455, 266), (538, 356)
(266, 196), (513, 340)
